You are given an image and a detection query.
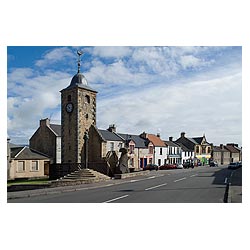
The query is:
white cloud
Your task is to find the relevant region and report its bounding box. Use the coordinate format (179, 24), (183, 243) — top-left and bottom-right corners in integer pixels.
(97, 71), (242, 145)
(35, 47), (75, 67)
(92, 46), (132, 58)
(7, 46), (242, 146)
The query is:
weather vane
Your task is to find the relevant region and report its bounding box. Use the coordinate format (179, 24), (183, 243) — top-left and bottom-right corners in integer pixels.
(77, 50), (83, 73)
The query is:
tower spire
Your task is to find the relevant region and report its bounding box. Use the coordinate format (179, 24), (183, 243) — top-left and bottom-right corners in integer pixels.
(77, 50), (83, 73)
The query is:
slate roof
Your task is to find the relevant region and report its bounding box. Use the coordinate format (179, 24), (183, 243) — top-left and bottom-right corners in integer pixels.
(224, 145), (240, 153)
(11, 146), (50, 160)
(192, 137), (203, 144)
(50, 124), (61, 136)
(176, 142), (194, 152)
(187, 137), (199, 144)
(117, 133), (148, 148)
(213, 146), (230, 152)
(164, 140), (180, 147)
(98, 129), (123, 141)
(62, 72), (97, 93)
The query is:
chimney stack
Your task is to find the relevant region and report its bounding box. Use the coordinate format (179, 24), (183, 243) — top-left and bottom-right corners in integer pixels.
(40, 118), (50, 127)
(220, 144), (223, 149)
(157, 133), (160, 138)
(140, 132), (148, 139)
(108, 124), (116, 133)
(181, 132), (185, 138)
(169, 136), (173, 141)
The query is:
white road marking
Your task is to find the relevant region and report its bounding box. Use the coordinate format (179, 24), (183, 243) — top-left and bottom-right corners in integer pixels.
(103, 195), (129, 203)
(147, 176), (156, 179)
(190, 174), (197, 177)
(145, 183), (167, 191)
(174, 177), (186, 182)
(130, 179), (140, 183)
(224, 178), (228, 184)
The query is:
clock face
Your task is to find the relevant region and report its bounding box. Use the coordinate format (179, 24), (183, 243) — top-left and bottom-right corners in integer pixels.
(66, 103), (73, 113)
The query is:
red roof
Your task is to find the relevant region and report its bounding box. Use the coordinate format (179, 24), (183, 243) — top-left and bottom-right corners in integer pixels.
(147, 134), (166, 147)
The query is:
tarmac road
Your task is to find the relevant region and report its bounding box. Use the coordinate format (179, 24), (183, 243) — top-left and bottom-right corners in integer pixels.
(8, 165), (240, 203)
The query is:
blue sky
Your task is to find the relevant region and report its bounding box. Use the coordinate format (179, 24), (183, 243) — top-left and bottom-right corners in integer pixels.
(7, 46), (242, 146)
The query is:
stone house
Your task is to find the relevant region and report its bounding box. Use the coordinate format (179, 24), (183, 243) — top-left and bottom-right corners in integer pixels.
(164, 137), (182, 165)
(8, 141), (50, 180)
(117, 133), (154, 170)
(88, 124), (153, 173)
(212, 145), (231, 165)
(30, 118), (61, 164)
(224, 143), (241, 163)
(176, 132), (212, 165)
(88, 125), (125, 175)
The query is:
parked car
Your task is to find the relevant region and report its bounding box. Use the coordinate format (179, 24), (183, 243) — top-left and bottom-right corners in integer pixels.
(159, 164), (177, 170)
(177, 164), (184, 169)
(228, 162), (241, 169)
(143, 164), (159, 171)
(183, 161), (194, 169)
(209, 161), (218, 167)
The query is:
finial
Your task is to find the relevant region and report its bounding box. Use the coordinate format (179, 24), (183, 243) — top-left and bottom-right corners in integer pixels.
(77, 50), (83, 73)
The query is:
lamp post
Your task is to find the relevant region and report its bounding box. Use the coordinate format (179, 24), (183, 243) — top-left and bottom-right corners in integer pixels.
(83, 131), (89, 169)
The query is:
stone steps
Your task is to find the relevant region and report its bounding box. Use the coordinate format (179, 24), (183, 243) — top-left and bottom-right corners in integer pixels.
(50, 168), (110, 187)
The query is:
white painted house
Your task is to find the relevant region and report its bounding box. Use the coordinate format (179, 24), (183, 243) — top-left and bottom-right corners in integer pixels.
(175, 142), (195, 164)
(140, 132), (168, 166)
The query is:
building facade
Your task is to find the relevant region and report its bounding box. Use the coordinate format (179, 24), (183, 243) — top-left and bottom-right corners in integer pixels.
(8, 143), (50, 180)
(30, 118), (61, 163)
(141, 132), (168, 166)
(224, 143), (241, 163)
(176, 132), (212, 165)
(212, 144), (231, 165)
(60, 54), (97, 165)
(164, 137), (182, 165)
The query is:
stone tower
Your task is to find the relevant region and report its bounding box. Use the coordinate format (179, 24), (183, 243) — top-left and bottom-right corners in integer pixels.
(60, 51), (97, 165)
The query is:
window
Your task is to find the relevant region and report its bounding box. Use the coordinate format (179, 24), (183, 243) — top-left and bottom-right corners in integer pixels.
(31, 161), (39, 171)
(129, 144), (135, 154)
(85, 95), (90, 104)
(196, 146), (199, 154)
(110, 142), (114, 151)
(118, 143), (123, 149)
(160, 148), (163, 155)
(18, 161), (25, 172)
(207, 147), (211, 154)
(202, 146), (206, 154)
(149, 146), (154, 154)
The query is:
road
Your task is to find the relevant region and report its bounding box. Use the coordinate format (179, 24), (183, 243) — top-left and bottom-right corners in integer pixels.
(8, 165), (236, 203)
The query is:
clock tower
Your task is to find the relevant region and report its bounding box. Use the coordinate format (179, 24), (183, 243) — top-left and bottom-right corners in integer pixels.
(60, 51), (97, 165)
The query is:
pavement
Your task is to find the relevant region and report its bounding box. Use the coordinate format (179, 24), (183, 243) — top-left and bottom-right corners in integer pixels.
(228, 167), (242, 203)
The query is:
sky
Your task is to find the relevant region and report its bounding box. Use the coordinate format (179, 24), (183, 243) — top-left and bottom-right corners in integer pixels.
(7, 46), (242, 146)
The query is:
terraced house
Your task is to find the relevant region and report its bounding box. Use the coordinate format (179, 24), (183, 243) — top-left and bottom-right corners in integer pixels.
(176, 132), (212, 165)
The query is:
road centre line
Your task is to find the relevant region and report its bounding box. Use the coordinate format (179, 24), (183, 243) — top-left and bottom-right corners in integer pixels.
(103, 194), (129, 203)
(147, 176), (156, 179)
(174, 177), (186, 182)
(145, 183), (167, 191)
(190, 174), (197, 177)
